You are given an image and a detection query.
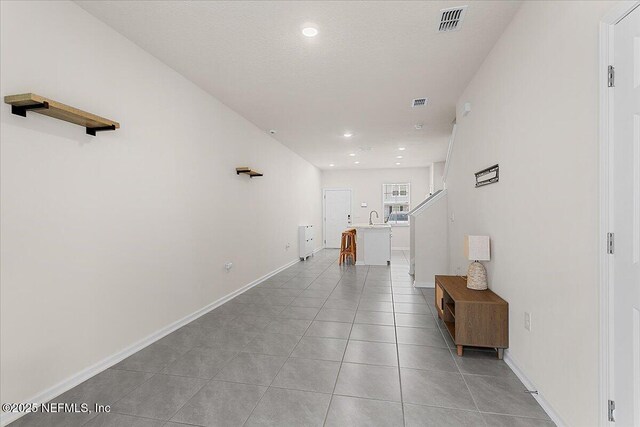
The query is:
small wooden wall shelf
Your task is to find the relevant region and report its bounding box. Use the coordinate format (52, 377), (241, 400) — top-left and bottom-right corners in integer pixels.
(4, 93), (120, 136)
(236, 167), (263, 178)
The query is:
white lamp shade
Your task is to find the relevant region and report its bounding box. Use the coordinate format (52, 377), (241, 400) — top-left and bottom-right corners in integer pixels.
(464, 235), (490, 261)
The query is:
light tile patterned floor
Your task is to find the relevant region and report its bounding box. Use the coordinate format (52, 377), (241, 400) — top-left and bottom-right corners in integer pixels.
(11, 250), (554, 426)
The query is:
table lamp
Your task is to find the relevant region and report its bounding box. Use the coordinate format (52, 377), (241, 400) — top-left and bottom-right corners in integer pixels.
(464, 235), (490, 290)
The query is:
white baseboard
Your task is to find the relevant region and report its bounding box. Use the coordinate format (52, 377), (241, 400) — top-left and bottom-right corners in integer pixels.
(0, 256), (303, 427)
(414, 281), (435, 288)
(503, 349), (567, 427)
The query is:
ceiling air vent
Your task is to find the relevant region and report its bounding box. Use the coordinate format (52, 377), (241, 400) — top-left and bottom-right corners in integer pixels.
(437, 6), (467, 32)
(412, 98), (427, 107)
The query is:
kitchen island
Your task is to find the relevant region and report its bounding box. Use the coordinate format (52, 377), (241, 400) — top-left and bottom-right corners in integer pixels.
(352, 224), (392, 265)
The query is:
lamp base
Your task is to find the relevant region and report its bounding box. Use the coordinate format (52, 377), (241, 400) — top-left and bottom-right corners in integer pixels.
(467, 261), (488, 290)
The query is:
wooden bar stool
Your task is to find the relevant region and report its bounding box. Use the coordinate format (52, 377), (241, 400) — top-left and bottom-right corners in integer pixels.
(339, 229), (357, 265)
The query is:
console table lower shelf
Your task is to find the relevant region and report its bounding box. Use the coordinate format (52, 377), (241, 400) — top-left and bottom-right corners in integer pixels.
(435, 275), (509, 359)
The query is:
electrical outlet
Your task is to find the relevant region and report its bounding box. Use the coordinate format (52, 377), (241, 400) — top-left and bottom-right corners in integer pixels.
(524, 312), (531, 331)
(224, 262), (233, 271)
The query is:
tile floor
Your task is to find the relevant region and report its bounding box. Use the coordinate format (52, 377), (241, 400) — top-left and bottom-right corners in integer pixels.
(11, 250), (554, 426)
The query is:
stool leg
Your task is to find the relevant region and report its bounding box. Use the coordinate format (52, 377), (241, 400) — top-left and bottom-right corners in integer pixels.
(345, 234), (350, 265)
(351, 235), (355, 264)
(339, 233), (345, 265)
(353, 236), (357, 263)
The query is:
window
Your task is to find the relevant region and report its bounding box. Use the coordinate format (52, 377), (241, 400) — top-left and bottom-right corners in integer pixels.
(382, 183), (410, 225)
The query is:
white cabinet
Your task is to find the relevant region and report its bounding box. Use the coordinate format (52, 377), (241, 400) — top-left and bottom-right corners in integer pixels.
(299, 225), (315, 260)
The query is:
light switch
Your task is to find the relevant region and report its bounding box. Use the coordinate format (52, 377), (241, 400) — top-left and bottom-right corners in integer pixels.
(361, 202), (367, 208)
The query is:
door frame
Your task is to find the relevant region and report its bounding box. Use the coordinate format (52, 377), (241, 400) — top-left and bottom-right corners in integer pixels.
(322, 188), (352, 248)
(598, 2), (640, 425)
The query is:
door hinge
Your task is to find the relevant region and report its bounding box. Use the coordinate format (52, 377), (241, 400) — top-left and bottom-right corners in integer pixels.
(607, 233), (615, 254)
(608, 65), (615, 87)
(608, 399), (615, 422)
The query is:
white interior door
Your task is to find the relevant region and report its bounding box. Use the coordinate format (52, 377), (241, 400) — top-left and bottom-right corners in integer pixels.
(324, 189), (352, 248)
(613, 5), (640, 426)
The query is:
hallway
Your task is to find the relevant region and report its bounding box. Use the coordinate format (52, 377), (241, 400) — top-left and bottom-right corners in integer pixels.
(13, 250), (552, 426)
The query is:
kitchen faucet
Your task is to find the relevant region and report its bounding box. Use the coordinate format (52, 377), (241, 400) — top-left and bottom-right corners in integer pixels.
(369, 210), (379, 225)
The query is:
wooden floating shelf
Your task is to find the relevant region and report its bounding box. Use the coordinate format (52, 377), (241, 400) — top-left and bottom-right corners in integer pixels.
(4, 93), (120, 136)
(236, 167), (263, 178)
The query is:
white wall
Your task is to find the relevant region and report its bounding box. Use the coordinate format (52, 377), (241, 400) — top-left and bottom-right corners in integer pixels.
(0, 0), (322, 407)
(446, 1), (611, 425)
(430, 161), (445, 193)
(412, 191), (449, 287)
(322, 167), (430, 249)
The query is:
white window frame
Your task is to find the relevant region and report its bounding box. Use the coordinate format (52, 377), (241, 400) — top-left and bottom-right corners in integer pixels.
(382, 183), (411, 226)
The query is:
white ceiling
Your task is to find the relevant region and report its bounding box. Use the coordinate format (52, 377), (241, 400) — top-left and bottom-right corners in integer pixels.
(76, 1), (520, 170)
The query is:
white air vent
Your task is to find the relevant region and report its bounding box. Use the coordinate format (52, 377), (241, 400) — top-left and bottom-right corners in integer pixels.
(437, 6), (467, 32)
(412, 98), (428, 107)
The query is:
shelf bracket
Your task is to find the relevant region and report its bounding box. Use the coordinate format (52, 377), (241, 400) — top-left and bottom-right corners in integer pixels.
(11, 101), (49, 117)
(86, 125), (116, 136)
(236, 167), (263, 178)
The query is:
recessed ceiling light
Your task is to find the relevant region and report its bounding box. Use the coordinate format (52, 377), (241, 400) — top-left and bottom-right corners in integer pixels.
(302, 27), (318, 37)
(415, 124), (423, 130)
(343, 132), (353, 138)
(398, 147), (406, 151)
(397, 155), (403, 159)
(395, 162), (401, 165)
(349, 153), (356, 157)
(329, 163), (335, 167)
(354, 161), (360, 164)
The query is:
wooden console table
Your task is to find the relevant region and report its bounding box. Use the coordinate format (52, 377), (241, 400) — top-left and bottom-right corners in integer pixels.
(435, 275), (508, 359)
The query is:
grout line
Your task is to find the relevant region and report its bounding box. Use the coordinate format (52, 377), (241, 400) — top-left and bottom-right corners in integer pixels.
(95, 371), (178, 426)
(295, 252), (349, 425)
(104, 369), (159, 407)
(87, 253), (341, 427)
(435, 308), (486, 425)
(391, 400), (483, 414)
(270, 253), (517, 424)
(162, 376), (209, 424)
(329, 392), (401, 405)
(389, 267), (408, 427)
(82, 251), (418, 427)
(476, 410), (556, 421)
(243, 251), (345, 426)
(321, 264), (367, 427)
(81, 410), (189, 426)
